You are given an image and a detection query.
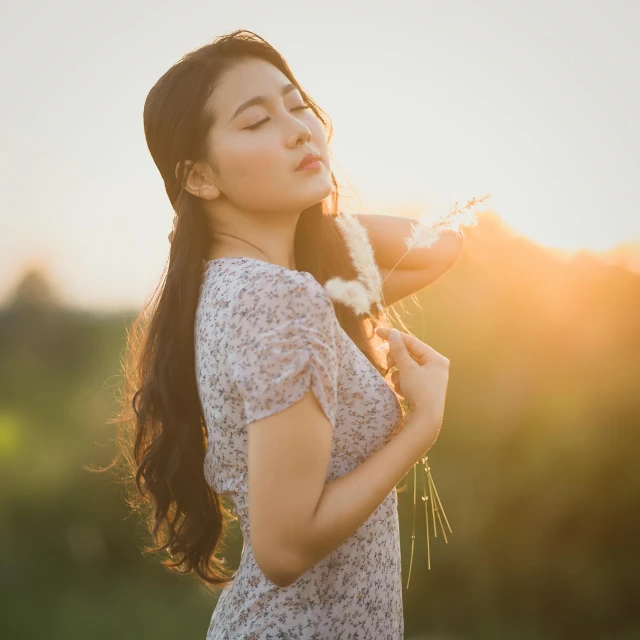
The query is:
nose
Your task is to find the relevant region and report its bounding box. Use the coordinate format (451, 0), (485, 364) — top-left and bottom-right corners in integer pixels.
(284, 111), (312, 148)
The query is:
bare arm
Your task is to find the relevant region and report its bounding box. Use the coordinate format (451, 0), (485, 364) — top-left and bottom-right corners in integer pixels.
(239, 269), (440, 588)
(249, 387), (437, 589)
(352, 213), (463, 307)
(353, 212), (463, 271)
(285, 412), (436, 586)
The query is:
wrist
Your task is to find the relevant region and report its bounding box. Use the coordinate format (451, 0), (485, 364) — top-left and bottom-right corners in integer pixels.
(403, 409), (441, 448)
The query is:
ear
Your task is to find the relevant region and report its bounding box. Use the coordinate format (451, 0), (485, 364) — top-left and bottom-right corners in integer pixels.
(175, 161), (220, 200)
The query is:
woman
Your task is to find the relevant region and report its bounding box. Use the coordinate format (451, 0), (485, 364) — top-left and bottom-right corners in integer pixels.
(113, 29), (450, 639)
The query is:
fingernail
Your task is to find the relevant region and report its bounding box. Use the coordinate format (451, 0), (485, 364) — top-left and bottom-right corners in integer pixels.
(389, 328), (400, 342)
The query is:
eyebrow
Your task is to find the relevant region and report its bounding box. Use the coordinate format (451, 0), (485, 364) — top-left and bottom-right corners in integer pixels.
(228, 83), (300, 123)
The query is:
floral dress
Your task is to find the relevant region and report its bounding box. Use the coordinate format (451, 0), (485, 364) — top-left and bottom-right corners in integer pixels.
(195, 256), (405, 639)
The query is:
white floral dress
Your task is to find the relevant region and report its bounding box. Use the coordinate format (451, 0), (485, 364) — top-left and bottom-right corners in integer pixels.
(195, 256), (405, 639)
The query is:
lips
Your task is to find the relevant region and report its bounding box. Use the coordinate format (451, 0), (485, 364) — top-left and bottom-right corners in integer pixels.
(295, 152), (322, 170)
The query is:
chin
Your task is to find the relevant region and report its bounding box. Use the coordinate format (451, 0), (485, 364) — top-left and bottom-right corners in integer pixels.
(301, 176), (333, 203)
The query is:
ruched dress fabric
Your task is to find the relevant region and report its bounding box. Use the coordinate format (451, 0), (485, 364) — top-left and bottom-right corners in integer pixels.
(195, 257), (405, 639)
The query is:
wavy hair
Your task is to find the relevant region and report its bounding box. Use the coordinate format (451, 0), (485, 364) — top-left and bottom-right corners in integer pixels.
(102, 29), (393, 591)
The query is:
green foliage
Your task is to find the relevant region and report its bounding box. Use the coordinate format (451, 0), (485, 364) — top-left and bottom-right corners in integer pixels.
(1, 220), (639, 639)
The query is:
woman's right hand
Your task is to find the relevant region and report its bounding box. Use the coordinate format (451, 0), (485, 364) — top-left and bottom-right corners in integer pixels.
(375, 326), (450, 442)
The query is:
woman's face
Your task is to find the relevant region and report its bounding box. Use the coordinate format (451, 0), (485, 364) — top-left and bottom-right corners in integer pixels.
(205, 57), (332, 214)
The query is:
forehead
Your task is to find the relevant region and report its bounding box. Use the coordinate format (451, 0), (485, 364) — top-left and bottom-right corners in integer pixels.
(210, 58), (295, 120)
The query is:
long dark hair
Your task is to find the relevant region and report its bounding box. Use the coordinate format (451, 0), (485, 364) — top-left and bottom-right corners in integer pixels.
(103, 29), (393, 591)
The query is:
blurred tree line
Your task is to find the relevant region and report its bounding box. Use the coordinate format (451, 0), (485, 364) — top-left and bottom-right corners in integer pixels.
(0, 213), (638, 639)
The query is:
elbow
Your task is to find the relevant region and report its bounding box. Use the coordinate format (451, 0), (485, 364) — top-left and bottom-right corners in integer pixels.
(271, 570), (298, 589)
(267, 563), (300, 589)
(442, 229), (464, 263)
(255, 547), (304, 589)
(439, 235), (464, 274)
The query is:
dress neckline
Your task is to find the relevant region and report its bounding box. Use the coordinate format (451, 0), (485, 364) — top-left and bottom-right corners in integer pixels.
(201, 256), (302, 274)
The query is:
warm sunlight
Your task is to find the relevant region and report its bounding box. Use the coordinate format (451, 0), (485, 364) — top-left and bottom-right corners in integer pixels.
(2, 5), (639, 639)
(1, 3), (638, 313)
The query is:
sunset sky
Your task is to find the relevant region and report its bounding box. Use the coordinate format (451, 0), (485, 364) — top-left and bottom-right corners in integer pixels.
(1, 1), (637, 310)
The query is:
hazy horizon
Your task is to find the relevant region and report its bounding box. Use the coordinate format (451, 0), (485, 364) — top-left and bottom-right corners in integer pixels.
(1, 0), (638, 310)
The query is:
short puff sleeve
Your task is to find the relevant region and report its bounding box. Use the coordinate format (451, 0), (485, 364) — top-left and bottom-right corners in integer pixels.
(225, 270), (343, 430)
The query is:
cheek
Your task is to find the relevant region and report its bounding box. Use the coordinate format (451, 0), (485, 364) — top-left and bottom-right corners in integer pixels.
(212, 134), (294, 209)
(219, 135), (283, 186)
(210, 121), (330, 209)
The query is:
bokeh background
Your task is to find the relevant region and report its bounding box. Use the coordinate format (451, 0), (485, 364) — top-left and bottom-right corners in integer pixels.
(1, 1), (638, 638)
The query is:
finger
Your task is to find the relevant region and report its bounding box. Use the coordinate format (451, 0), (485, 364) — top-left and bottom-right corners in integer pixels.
(387, 352), (396, 369)
(391, 371), (401, 394)
(376, 327), (432, 364)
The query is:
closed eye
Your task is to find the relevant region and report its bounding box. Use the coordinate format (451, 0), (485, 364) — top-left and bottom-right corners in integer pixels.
(244, 105), (311, 130)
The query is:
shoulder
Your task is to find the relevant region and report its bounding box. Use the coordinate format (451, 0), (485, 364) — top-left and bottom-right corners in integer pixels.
(232, 267), (334, 318)
(226, 267), (342, 357)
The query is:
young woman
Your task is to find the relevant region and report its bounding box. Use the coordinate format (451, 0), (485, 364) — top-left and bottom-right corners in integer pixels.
(114, 29), (450, 639)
